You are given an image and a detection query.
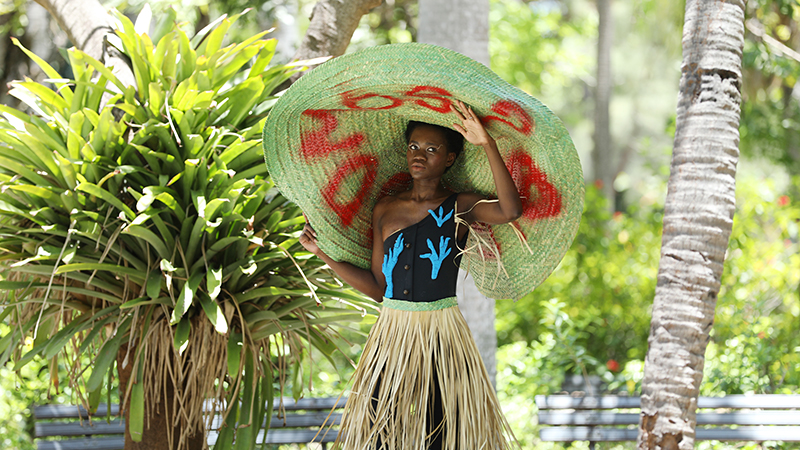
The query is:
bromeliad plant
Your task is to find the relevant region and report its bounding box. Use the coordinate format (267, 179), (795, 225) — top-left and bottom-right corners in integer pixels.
(0, 10), (370, 450)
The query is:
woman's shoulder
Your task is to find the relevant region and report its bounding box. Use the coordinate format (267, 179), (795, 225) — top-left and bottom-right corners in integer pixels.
(375, 194), (399, 210)
(373, 194), (401, 221)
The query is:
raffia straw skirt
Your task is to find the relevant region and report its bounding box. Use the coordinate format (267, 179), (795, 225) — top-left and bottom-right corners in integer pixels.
(335, 297), (518, 450)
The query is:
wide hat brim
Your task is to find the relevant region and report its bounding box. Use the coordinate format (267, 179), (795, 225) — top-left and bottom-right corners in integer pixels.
(263, 43), (584, 300)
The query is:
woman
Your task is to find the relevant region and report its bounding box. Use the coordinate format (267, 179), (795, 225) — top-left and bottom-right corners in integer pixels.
(299, 100), (522, 450)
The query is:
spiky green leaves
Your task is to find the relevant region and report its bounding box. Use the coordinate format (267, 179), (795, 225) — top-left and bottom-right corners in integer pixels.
(0, 8), (372, 450)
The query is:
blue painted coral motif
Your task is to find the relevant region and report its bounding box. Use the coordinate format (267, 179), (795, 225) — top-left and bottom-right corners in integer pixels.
(428, 207), (453, 228)
(420, 236), (451, 279)
(382, 233), (405, 298)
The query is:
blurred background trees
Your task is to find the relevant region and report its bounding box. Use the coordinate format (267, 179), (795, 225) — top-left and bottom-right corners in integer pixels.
(1, 0), (799, 448)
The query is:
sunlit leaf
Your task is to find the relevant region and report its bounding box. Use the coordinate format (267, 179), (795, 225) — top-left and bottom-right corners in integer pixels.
(173, 317), (191, 355)
(199, 291), (227, 334)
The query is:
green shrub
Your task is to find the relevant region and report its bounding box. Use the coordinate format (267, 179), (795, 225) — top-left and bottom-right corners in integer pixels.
(0, 9), (369, 448)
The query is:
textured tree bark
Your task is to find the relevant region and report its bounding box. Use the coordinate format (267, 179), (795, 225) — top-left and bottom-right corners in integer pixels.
(117, 344), (205, 450)
(33, 0), (109, 63)
(289, 0), (381, 75)
(637, 0), (745, 448)
(417, 0), (497, 387)
(592, 0), (615, 209)
(33, 0), (136, 106)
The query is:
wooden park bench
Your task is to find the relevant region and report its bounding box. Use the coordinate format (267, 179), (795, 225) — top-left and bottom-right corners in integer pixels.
(32, 397), (346, 450)
(536, 394), (800, 448)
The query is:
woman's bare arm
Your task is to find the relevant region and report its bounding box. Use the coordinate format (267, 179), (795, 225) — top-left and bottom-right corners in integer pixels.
(451, 100), (523, 225)
(298, 207), (387, 302)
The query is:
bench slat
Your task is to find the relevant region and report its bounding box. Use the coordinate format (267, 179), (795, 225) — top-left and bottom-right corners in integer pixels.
(207, 412), (342, 429)
(36, 436), (124, 450)
(269, 412), (342, 428)
(33, 397), (347, 420)
(540, 427), (637, 441)
(207, 428), (339, 445)
(33, 404), (120, 420)
(697, 396), (800, 409)
(697, 411), (800, 426)
(281, 397), (347, 411)
(696, 427), (800, 441)
(539, 410), (800, 426)
(535, 395), (800, 410)
(38, 412), (344, 438)
(35, 421), (125, 438)
(541, 426), (800, 442)
(37, 428), (341, 450)
(539, 412), (639, 426)
(535, 395), (640, 410)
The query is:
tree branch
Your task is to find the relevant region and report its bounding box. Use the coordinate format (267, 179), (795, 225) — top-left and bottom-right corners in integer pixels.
(745, 18), (800, 64)
(33, 0), (136, 99)
(289, 0), (381, 81)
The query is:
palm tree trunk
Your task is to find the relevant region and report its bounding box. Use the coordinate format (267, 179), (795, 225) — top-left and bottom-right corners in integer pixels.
(417, 0), (497, 386)
(637, 0), (745, 448)
(593, 0), (615, 209)
(417, 0), (490, 65)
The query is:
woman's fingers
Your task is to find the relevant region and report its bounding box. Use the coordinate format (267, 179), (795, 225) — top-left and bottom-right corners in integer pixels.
(453, 100), (473, 120)
(453, 100), (493, 146)
(299, 224), (317, 246)
(302, 222), (317, 237)
(451, 102), (465, 120)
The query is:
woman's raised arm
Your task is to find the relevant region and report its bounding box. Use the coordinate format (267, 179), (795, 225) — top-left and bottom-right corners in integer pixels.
(451, 100), (522, 225)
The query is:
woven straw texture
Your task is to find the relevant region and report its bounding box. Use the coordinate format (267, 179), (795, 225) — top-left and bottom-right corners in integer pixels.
(263, 43), (583, 300)
(332, 305), (519, 449)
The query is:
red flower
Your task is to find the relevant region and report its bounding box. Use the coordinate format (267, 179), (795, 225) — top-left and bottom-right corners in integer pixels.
(594, 179), (604, 189)
(777, 195), (790, 207)
(606, 359), (620, 372)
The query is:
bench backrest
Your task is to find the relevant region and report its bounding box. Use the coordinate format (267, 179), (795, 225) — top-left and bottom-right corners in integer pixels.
(536, 395), (800, 443)
(33, 397), (347, 450)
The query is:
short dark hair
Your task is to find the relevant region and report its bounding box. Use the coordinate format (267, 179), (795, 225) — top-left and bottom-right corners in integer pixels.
(405, 121), (464, 160)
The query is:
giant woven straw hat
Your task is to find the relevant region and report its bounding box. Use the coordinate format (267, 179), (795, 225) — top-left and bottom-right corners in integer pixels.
(263, 43), (583, 300)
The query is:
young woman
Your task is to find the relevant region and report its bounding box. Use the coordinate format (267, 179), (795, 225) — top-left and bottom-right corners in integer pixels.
(299, 100), (522, 450)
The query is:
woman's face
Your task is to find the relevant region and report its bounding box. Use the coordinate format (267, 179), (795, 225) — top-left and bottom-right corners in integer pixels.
(406, 125), (455, 178)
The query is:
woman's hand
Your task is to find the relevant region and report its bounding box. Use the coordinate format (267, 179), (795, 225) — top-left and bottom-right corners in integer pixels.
(298, 213), (385, 302)
(452, 100), (493, 147)
(451, 102), (523, 225)
(299, 222), (321, 255)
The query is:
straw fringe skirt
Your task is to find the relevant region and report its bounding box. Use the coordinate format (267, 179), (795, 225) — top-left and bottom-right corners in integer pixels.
(335, 297), (518, 450)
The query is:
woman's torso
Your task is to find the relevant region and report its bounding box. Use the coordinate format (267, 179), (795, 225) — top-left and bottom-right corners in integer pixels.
(381, 193), (465, 302)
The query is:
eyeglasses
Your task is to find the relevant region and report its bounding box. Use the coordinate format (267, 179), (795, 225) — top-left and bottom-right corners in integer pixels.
(407, 143), (444, 153)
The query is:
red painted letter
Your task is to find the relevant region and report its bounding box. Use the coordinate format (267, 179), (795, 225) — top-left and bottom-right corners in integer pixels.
(300, 109), (365, 159)
(404, 86), (454, 113)
(481, 100), (534, 135)
(506, 151), (562, 220)
(322, 155), (379, 227)
(341, 90), (404, 110)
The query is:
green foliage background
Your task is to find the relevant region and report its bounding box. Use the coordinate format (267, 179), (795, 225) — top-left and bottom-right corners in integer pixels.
(495, 175), (800, 449)
(2, 0), (800, 448)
